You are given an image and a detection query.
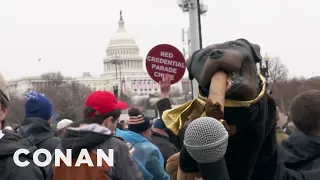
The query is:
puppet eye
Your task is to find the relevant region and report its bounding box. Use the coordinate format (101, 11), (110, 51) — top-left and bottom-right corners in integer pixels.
(229, 42), (239, 47)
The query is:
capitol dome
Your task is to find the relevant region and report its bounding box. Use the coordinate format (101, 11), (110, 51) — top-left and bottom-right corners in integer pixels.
(108, 22), (136, 47)
(107, 11), (139, 50)
(102, 11), (145, 78)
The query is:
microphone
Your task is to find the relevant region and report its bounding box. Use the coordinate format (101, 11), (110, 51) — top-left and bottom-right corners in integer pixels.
(183, 117), (230, 180)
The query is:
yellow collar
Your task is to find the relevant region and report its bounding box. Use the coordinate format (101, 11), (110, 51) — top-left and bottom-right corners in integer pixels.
(199, 73), (266, 107)
(162, 73), (266, 134)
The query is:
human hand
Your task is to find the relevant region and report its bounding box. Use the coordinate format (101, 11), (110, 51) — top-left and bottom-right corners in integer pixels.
(129, 147), (135, 156)
(159, 74), (171, 98)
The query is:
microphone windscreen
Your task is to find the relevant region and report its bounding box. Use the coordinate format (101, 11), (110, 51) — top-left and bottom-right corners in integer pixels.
(183, 117), (228, 163)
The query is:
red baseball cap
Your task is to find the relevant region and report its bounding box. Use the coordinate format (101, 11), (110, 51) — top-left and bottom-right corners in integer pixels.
(84, 91), (128, 116)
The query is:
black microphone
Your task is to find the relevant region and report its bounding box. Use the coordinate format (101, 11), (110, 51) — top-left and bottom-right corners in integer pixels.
(183, 117), (230, 180)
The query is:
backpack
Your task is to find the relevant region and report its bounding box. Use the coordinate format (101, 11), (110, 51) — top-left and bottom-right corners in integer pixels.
(52, 150), (111, 180)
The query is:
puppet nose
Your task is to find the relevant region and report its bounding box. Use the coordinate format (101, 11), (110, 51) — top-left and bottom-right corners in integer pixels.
(210, 49), (224, 59)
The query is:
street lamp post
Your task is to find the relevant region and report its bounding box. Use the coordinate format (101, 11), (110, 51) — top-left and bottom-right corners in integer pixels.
(111, 54), (123, 100)
(260, 53), (270, 82)
(113, 85), (119, 99)
(178, 0), (208, 99)
(260, 53), (271, 94)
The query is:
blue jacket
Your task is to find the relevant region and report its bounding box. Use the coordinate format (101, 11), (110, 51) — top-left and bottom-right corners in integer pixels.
(116, 129), (170, 180)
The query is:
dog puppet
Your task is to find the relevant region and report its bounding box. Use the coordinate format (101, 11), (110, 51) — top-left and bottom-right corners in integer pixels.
(162, 39), (317, 180)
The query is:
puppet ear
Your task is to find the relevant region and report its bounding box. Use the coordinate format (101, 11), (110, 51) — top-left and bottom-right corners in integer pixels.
(237, 38), (262, 63)
(250, 43), (262, 63)
(186, 57), (194, 80)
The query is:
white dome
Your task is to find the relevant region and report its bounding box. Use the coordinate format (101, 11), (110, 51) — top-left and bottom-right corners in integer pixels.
(102, 11), (145, 78)
(108, 13), (137, 47)
(109, 31), (136, 46)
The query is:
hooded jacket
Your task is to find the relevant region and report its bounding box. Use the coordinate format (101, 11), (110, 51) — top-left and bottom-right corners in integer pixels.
(50, 123), (143, 180)
(156, 98), (181, 150)
(116, 129), (170, 180)
(279, 130), (320, 171)
(276, 127), (289, 144)
(0, 130), (47, 180)
(18, 117), (60, 154)
(150, 130), (178, 168)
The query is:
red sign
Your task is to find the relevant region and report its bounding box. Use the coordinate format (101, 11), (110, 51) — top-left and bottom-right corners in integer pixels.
(146, 44), (186, 84)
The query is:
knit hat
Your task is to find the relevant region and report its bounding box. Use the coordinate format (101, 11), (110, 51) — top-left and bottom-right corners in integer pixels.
(24, 90), (53, 121)
(153, 118), (166, 130)
(0, 72), (9, 102)
(128, 115), (152, 133)
(56, 119), (73, 131)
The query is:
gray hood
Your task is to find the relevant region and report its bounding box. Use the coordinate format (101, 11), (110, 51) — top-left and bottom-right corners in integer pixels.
(18, 117), (55, 145)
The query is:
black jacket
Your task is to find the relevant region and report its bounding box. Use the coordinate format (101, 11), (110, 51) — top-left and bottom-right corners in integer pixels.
(178, 94), (320, 180)
(279, 130), (320, 171)
(150, 131), (178, 168)
(18, 117), (60, 154)
(48, 123), (143, 180)
(0, 130), (47, 180)
(156, 98), (182, 150)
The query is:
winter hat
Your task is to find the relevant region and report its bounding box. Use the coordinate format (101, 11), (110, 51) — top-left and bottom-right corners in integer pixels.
(24, 90), (53, 121)
(84, 91), (127, 117)
(56, 119), (73, 131)
(128, 114), (152, 133)
(0, 72), (9, 102)
(153, 118), (166, 130)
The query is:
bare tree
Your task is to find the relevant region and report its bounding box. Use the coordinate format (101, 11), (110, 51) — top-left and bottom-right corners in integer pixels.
(267, 57), (289, 82)
(55, 82), (92, 120)
(170, 87), (182, 98)
(5, 93), (25, 127)
(271, 77), (310, 113)
(307, 76), (320, 89)
(41, 71), (64, 86)
(121, 92), (133, 106)
(37, 72), (92, 121)
(135, 98), (154, 110)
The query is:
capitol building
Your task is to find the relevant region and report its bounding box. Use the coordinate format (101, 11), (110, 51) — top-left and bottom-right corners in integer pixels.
(7, 12), (191, 99)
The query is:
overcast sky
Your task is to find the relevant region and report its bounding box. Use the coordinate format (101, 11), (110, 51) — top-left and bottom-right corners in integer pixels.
(0, 0), (319, 80)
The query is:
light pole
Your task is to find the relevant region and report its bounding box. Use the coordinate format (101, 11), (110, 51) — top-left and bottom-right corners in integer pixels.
(178, 0), (208, 99)
(111, 54), (123, 100)
(260, 53), (270, 82)
(113, 85), (119, 99)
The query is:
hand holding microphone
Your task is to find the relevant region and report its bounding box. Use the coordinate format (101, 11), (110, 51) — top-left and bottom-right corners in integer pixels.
(183, 117), (230, 180)
(178, 71), (231, 180)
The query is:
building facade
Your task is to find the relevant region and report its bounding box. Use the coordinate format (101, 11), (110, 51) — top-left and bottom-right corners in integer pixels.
(8, 12), (192, 98)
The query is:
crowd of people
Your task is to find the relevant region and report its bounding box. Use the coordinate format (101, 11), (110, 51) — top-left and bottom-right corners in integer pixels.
(0, 69), (320, 180)
(0, 73), (179, 180)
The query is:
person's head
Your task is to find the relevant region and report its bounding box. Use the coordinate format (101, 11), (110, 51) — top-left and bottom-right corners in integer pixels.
(128, 115), (152, 140)
(286, 113), (291, 123)
(120, 120), (125, 125)
(83, 91), (128, 134)
(24, 90), (53, 123)
(0, 73), (10, 130)
(128, 107), (142, 116)
(289, 90), (320, 136)
(56, 119), (73, 137)
(117, 122), (124, 130)
(152, 118), (169, 137)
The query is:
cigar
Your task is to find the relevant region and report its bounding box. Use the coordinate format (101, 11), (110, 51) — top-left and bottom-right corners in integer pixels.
(208, 71), (227, 109)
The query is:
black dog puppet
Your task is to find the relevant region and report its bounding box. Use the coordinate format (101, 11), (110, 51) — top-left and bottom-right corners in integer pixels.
(163, 39), (319, 180)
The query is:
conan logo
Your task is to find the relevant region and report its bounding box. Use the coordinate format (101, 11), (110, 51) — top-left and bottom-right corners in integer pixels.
(13, 149), (114, 167)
